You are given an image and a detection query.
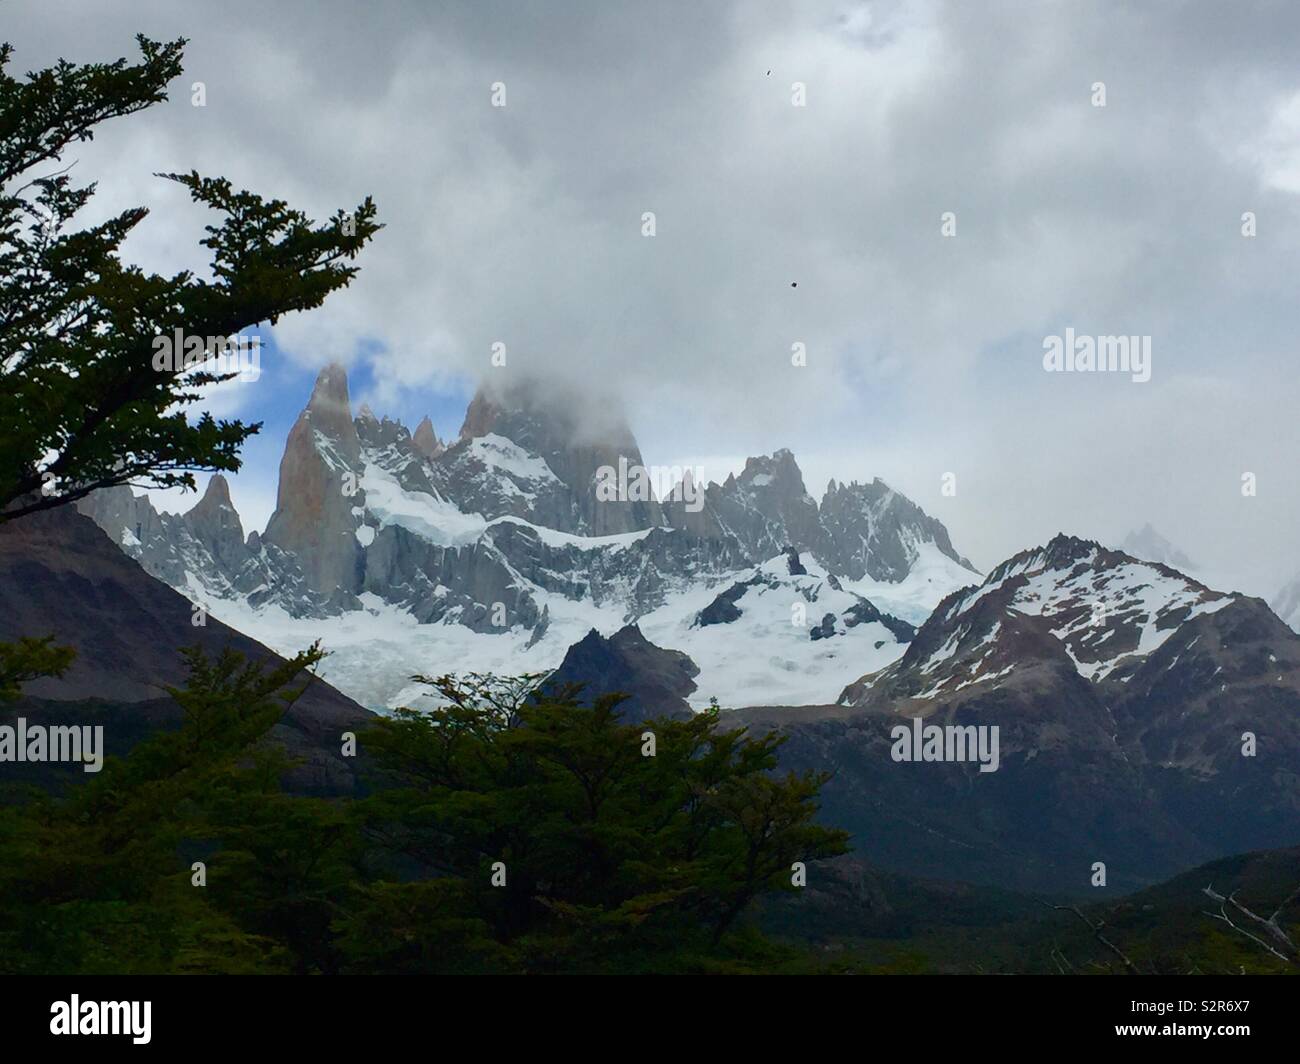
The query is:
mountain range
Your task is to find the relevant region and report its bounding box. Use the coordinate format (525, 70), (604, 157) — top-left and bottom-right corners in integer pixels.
(59, 366), (1300, 896)
(77, 363), (978, 711)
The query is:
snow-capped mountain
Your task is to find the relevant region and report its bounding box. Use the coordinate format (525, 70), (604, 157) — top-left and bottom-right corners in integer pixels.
(840, 534), (1234, 708)
(753, 532), (1300, 893)
(831, 530), (1300, 869)
(78, 364), (978, 711)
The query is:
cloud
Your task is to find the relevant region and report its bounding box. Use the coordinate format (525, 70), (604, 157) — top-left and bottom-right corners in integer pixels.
(10, 0), (1300, 592)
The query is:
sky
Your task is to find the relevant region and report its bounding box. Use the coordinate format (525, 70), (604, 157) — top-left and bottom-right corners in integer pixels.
(8, 0), (1300, 596)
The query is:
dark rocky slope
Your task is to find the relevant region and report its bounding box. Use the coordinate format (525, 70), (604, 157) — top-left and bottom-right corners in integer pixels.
(0, 504), (372, 796)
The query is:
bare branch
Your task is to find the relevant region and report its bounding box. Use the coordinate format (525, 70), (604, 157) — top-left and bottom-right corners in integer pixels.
(1040, 900), (1140, 974)
(1202, 884), (1297, 965)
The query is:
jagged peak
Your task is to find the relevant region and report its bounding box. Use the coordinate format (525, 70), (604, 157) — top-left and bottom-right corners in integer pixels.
(982, 534), (1100, 583)
(1120, 523), (1196, 570)
(307, 362), (351, 414)
(978, 533), (1210, 598)
(195, 472), (233, 509)
(737, 448), (806, 484)
(357, 402), (377, 421)
(1045, 531), (1099, 551)
(290, 362), (360, 463)
(412, 415), (443, 459)
(822, 476), (892, 502)
(458, 374), (635, 448)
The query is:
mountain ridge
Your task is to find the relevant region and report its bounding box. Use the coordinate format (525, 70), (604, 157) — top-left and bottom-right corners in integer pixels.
(76, 364), (977, 710)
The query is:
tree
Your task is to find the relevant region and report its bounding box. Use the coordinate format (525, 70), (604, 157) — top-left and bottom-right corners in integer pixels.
(0, 34), (381, 522)
(351, 676), (850, 973)
(0, 31), (379, 703)
(0, 644), (335, 974)
(0, 661), (850, 974)
(0, 635), (74, 702)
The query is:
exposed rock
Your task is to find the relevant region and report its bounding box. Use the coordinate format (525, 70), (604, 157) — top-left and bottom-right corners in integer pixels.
(762, 535), (1300, 894)
(458, 377), (664, 535)
(184, 473), (249, 573)
(262, 362), (364, 597)
(411, 415), (445, 460)
(74, 365), (970, 711)
(694, 574), (764, 627)
(544, 624), (698, 723)
(680, 449), (825, 562)
(819, 477), (975, 582)
(842, 598), (916, 644)
(809, 612), (838, 641)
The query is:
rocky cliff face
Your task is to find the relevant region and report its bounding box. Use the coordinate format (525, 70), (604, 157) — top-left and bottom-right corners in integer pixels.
(679, 449), (825, 560)
(82, 368), (973, 628)
(411, 415), (444, 460)
(458, 378), (664, 535)
(183, 474), (249, 573)
(75, 364), (975, 711)
(262, 363), (366, 598)
(819, 477), (974, 581)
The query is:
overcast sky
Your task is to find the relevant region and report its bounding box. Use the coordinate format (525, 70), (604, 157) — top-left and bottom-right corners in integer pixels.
(9, 0), (1300, 596)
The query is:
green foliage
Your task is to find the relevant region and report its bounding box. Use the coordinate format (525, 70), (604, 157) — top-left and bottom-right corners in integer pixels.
(0, 661), (849, 974)
(354, 675), (850, 972)
(0, 643), (330, 974)
(0, 635), (75, 701)
(0, 33), (381, 521)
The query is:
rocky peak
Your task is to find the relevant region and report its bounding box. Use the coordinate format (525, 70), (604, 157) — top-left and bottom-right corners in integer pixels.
(841, 533), (1234, 710)
(738, 448), (805, 487)
(697, 448), (824, 560)
(184, 473), (247, 571)
(302, 362), (362, 466)
(412, 415), (444, 460)
(542, 624), (698, 723)
(198, 472), (233, 508)
(262, 363), (364, 596)
(355, 410), (413, 452)
(819, 477), (975, 582)
(456, 377), (663, 535)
